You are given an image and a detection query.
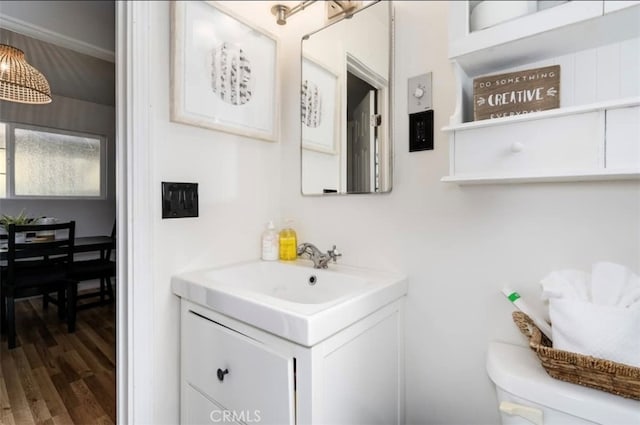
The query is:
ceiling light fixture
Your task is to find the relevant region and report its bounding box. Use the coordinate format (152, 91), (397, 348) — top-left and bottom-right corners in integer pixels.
(0, 43), (52, 105)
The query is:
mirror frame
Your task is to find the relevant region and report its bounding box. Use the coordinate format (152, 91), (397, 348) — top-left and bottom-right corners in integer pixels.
(300, 0), (394, 196)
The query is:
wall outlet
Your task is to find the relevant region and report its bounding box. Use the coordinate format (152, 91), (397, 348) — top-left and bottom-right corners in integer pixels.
(409, 110), (434, 152)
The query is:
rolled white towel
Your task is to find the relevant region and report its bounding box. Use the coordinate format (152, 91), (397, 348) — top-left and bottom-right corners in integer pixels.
(619, 274), (640, 308)
(550, 298), (640, 367)
(591, 262), (631, 306)
(540, 269), (590, 302)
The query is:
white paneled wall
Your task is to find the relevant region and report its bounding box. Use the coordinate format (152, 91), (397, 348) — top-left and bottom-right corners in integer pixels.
(497, 37), (640, 107)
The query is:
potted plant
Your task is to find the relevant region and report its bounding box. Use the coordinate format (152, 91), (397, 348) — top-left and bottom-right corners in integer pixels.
(0, 210), (34, 243)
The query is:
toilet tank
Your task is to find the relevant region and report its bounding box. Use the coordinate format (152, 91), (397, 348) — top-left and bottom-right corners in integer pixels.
(486, 342), (640, 425)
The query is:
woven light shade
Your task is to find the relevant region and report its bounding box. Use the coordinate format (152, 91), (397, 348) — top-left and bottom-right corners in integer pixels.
(0, 44), (52, 104)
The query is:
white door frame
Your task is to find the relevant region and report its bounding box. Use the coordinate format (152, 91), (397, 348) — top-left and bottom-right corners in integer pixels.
(116, 2), (155, 423)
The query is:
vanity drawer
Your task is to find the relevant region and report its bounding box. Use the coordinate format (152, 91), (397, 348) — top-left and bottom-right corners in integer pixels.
(183, 384), (241, 425)
(182, 311), (295, 425)
(453, 112), (604, 176)
(606, 106), (640, 170)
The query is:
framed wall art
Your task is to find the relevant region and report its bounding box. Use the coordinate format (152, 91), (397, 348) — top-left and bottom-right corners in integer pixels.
(301, 56), (339, 154)
(171, 1), (279, 142)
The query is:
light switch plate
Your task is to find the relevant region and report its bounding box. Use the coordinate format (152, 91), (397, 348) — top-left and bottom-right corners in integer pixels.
(408, 73), (432, 114)
(162, 182), (199, 219)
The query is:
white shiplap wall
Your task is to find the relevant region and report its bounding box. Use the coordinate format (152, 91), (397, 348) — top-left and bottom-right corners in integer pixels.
(489, 37), (640, 107)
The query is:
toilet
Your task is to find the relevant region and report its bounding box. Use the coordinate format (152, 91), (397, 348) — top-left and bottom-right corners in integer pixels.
(486, 342), (640, 425)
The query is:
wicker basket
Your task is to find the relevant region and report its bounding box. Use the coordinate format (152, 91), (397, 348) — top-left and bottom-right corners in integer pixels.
(512, 311), (640, 400)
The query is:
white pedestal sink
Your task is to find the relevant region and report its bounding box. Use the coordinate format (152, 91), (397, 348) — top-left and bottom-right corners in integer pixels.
(172, 259), (407, 346)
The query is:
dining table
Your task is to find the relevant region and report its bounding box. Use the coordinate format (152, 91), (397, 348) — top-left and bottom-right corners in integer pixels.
(0, 235), (115, 261)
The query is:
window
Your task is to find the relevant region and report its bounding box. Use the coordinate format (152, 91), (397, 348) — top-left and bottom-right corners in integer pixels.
(0, 122), (106, 199)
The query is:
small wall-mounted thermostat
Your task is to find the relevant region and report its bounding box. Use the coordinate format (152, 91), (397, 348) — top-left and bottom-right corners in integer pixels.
(408, 72), (432, 114)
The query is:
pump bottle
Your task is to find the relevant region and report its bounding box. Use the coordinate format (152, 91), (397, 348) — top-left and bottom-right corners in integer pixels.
(261, 221), (279, 261)
(279, 221), (297, 261)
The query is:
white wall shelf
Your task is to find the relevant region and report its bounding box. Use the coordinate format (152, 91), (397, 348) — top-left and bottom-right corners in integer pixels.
(443, 2), (640, 185)
(442, 98), (640, 133)
(441, 170), (640, 185)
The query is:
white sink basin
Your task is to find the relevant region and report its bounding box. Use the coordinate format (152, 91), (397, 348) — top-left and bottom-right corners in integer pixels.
(172, 260), (407, 346)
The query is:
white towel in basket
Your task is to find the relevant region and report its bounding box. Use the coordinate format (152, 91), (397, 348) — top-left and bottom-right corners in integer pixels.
(541, 262), (640, 367)
(549, 298), (640, 367)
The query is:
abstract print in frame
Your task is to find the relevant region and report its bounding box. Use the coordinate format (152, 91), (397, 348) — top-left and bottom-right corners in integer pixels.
(171, 1), (279, 142)
(301, 56), (339, 154)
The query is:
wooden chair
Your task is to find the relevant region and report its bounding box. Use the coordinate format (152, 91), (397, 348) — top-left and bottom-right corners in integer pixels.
(0, 221), (78, 349)
(68, 222), (116, 309)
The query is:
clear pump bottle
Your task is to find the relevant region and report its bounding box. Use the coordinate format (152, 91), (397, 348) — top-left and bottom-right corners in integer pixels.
(261, 221), (279, 261)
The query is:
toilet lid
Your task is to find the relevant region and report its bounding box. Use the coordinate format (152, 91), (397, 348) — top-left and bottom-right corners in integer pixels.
(487, 342), (640, 424)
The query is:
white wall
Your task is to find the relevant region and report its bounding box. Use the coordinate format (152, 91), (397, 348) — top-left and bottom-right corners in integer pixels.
(145, 2), (282, 423)
(278, 2), (640, 425)
(140, 1), (640, 424)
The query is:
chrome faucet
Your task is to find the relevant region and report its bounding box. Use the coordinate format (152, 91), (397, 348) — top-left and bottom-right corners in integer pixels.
(297, 243), (342, 269)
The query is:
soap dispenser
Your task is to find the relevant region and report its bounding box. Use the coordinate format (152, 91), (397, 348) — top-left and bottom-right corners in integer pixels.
(279, 220), (297, 261)
(261, 220), (279, 261)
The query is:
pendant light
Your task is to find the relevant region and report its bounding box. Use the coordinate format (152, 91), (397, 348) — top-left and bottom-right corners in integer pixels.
(0, 43), (52, 104)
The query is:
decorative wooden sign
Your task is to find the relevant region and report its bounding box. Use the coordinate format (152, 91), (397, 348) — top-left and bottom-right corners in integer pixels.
(473, 65), (560, 121)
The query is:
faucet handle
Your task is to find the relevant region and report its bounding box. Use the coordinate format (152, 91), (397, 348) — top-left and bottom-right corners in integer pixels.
(328, 245), (342, 262)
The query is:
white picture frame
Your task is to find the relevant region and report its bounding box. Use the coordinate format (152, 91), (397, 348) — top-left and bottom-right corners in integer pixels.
(171, 1), (279, 142)
(301, 56), (339, 154)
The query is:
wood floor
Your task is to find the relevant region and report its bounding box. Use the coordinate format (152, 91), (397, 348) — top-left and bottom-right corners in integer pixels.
(0, 297), (115, 425)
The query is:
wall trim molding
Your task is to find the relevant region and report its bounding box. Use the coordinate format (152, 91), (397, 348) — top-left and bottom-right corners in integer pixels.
(0, 13), (115, 62)
(116, 1), (154, 423)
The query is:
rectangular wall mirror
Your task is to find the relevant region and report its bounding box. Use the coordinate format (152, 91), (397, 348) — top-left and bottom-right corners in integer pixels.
(301, 1), (393, 195)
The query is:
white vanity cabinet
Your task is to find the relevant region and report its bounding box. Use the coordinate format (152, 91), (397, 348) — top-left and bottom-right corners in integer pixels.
(179, 298), (405, 425)
(444, 1), (640, 184)
(182, 308), (295, 424)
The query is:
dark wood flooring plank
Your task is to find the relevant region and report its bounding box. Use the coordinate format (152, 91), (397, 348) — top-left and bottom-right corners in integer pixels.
(1, 297), (115, 425)
(0, 367), (15, 425)
(55, 355), (81, 384)
(94, 415), (115, 425)
(68, 404), (99, 425)
(1, 345), (36, 425)
(23, 343), (45, 371)
(93, 324), (115, 348)
(21, 302), (59, 349)
(49, 374), (80, 413)
(64, 333), (109, 376)
(63, 351), (92, 380)
(73, 331), (114, 372)
(31, 367), (68, 419)
(11, 347), (52, 424)
(77, 327), (115, 365)
(8, 408), (33, 425)
(70, 379), (108, 421)
(50, 411), (74, 425)
(83, 373), (116, 423)
(48, 329), (76, 356)
(32, 341), (63, 378)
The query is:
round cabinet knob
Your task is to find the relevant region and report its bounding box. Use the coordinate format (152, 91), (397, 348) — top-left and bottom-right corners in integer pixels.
(511, 142), (524, 153)
(413, 87), (425, 99)
(217, 368), (229, 382)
